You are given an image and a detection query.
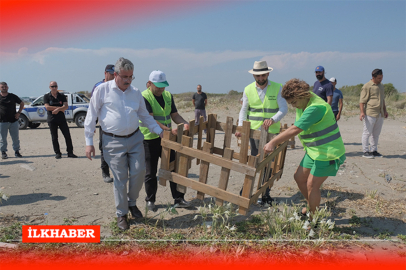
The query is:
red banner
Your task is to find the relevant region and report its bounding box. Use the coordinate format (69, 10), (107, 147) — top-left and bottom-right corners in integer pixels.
(22, 225), (100, 243)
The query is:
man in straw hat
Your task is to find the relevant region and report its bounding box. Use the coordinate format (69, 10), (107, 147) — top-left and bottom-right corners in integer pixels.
(235, 60), (288, 205)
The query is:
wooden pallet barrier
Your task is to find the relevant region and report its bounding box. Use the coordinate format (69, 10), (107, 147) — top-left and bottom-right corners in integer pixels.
(159, 114), (289, 215)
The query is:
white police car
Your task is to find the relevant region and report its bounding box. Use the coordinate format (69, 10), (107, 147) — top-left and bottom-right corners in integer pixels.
(18, 91), (90, 129)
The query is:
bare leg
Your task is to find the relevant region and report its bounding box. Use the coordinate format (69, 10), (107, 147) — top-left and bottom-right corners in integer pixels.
(294, 166), (311, 214)
(306, 174), (328, 214)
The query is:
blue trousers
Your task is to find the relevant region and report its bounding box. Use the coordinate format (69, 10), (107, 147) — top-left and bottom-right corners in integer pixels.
(0, 121), (20, 152)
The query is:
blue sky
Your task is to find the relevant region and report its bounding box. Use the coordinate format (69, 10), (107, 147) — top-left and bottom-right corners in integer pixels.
(1, 0), (405, 98)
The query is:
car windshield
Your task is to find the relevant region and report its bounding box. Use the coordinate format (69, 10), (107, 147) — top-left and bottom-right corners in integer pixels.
(79, 94), (90, 103)
(31, 96), (44, 106)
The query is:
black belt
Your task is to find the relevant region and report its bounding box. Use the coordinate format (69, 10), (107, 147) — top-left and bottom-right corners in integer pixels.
(102, 127), (139, 138)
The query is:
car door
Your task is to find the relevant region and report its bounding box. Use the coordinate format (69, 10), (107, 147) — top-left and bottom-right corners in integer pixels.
(64, 94), (73, 120)
(28, 95), (47, 121)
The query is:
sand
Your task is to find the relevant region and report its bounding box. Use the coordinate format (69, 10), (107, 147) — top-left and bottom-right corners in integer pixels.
(1, 108), (405, 242)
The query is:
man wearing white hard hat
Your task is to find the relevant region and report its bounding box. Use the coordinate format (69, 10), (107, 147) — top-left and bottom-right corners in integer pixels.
(235, 60), (288, 205)
(329, 77), (343, 121)
(140, 70), (191, 212)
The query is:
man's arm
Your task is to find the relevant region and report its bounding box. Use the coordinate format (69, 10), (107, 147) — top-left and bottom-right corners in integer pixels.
(359, 85), (369, 121)
(326, 95), (333, 105)
(15, 101), (24, 119)
(192, 99), (195, 106)
(337, 98), (343, 121)
(171, 112), (189, 131)
(235, 91), (248, 137)
(52, 102), (68, 114)
(383, 100), (388, 118)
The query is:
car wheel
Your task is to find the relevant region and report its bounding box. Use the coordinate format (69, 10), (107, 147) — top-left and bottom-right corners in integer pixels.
(18, 114), (29, 129)
(75, 112), (86, 128)
(28, 123), (41, 129)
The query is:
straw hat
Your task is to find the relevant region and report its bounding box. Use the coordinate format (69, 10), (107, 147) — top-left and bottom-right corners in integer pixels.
(248, 61), (273, 75)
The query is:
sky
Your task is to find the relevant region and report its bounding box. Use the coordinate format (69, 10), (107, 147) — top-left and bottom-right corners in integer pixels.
(0, 0), (405, 98)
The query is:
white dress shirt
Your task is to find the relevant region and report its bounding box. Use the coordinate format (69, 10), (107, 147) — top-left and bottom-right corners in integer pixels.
(84, 80), (163, 146)
(238, 80), (288, 128)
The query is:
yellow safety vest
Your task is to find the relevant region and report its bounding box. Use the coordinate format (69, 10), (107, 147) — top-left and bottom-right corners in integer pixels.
(297, 92), (345, 161)
(245, 81), (281, 134)
(140, 89), (172, 140)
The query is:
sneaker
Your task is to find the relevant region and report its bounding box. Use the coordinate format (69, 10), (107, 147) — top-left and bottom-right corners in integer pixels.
(146, 201), (157, 212)
(174, 198), (191, 208)
(372, 151), (383, 158)
(362, 152), (374, 159)
(15, 151), (23, 158)
(67, 153), (78, 158)
(102, 172), (113, 183)
(1, 151), (7, 159)
(55, 153), (62, 159)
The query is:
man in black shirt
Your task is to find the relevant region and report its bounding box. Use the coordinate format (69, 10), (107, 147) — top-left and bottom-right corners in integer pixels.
(140, 70), (191, 211)
(192, 84), (207, 129)
(0, 82), (24, 159)
(44, 81), (77, 159)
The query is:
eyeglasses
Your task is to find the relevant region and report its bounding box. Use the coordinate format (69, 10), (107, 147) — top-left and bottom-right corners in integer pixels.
(117, 74), (135, 82)
(50, 85), (58, 88)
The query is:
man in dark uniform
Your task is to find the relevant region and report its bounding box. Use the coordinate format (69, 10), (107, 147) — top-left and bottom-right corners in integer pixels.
(44, 81), (77, 159)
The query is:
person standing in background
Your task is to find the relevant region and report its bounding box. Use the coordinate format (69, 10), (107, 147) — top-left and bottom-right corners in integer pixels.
(329, 77), (343, 121)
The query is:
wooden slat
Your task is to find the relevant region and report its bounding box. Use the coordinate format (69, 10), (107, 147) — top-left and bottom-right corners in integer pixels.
(216, 148), (234, 206)
(256, 126), (269, 192)
(212, 147), (223, 156)
(188, 120), (195, 170)
(249, 170), (283, 205)
(223, 117), (233, 149)
(239, 155), (257, 215)
(197, 142), (211, 200)
(256, 141), (288, 172)
(176, 135), (191, 194)
(239, 121), (251, 164)
(159, 169), (250, 209)
(196, 115), (205, 165)
(217, 122), (277, 141)
(159, 130), (172, 186)
(175, 123), (184, 172)
(161, 139), (257, 176)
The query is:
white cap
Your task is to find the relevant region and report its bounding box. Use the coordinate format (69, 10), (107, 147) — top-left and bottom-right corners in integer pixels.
(149, 70), (169, 87)
(329, 77), (336, 83)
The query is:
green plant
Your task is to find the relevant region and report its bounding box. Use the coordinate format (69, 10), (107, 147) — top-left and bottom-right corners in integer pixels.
(397, 234), (406, 242)
(349, 215), (361, 226)
(0, 222), (21, 242)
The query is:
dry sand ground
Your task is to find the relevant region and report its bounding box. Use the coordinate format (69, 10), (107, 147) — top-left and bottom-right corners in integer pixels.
(1, 107), (405, 251)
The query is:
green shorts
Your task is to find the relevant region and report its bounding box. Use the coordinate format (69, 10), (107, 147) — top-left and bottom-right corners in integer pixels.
(300, 153), (346, 177)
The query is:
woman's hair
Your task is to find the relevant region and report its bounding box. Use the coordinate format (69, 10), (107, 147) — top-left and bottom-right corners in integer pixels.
(281, 78), (311, 100)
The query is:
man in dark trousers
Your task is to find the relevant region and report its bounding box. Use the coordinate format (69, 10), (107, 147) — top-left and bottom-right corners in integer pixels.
(313, 66), (334, 105)
(91, 64), (115, 183)
(192, 84), (207, 128)
(0, 82), (24, 159)
(140, 70), (191, 212)
(44, 81), (77, 159)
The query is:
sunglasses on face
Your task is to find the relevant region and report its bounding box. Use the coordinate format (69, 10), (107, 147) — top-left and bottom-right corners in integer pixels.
(50, 85), (58, 88)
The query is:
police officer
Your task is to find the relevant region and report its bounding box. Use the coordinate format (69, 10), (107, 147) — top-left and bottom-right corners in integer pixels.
(235, 60), (288, 205)
(44, 81), (77, 159)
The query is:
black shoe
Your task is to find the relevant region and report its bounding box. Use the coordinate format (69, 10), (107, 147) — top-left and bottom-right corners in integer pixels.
(15, 151), (22, 158)
(146, 201), (157, 212)
(102, 172), (113, 183)
(372, 151), (383, 157)
(67, 153), (78, 158)
(258, 196), (276, 206)
(1, 151), (7, 159)
(362, 152), (374, 159)
(116, 215), (128, 230)
(174, 198), (191, 208)
(55, 153), (62, 159)
(129, 205), (143, 219)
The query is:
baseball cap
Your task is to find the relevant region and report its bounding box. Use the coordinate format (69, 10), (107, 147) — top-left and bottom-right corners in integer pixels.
(329, 77), (336, 83)
(149, 70), (169, 88)
(315, 66), (325, 72)
(105, 64), (115, 74)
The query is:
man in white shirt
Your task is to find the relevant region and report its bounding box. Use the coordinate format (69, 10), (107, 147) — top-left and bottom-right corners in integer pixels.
(235, 60), (288, 205)
(85, 57), (163, 230)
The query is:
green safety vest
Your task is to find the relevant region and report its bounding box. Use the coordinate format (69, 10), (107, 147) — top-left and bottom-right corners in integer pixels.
(245, 81), (281, 134)
(140, 88), (172, 140)
(297, 92), (345, 161)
